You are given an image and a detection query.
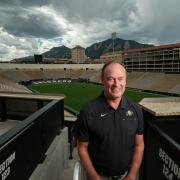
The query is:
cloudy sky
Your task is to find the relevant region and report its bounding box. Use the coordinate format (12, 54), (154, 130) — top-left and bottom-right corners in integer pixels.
(0, 0), (180, 61)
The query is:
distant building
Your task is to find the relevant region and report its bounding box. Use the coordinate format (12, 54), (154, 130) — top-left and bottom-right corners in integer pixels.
(123, 43), (180, 73)
(100, 51), (123, 63)
(71, 45), (87, 63)
(99, 43), (180, 73)
(43, 58), (71, 64)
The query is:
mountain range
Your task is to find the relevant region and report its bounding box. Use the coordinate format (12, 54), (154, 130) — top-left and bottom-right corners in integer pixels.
(86, 38), (153, 59)
(12, 38), (153, 62)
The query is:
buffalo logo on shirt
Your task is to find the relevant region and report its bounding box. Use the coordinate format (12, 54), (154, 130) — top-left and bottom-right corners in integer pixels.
(126, 110), (133, 117)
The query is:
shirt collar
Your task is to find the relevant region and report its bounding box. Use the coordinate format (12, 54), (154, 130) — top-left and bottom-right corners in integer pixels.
(99, 92), (127, 110)
(99, 92), (110, 109)
(120, 96), (128, 110)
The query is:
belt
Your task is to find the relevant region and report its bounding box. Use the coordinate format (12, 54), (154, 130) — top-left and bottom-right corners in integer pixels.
(98, 171), (128, 180)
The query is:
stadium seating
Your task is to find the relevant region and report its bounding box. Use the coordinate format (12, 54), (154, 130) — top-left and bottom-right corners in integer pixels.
(65, 69), (84, 79)
(0, 70), (30, 82)
(43, 69), (66, 79)
(0, 76), (31, 93)
(0, 63), (179, 95)
(22, 70), (46, 80)
(80, 69), (100, 80)
(169, 83), (180, 94)
(126, 72), (146, 84)
(148, 74), (180, 93)
(89, 71), (101, 83)
(127, 72), (164, 90)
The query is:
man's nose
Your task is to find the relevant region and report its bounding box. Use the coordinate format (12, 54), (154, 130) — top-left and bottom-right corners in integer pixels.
(113, 78), (118, 85)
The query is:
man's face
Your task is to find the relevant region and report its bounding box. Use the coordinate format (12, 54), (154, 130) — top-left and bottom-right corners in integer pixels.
(102, 63), (126, 100)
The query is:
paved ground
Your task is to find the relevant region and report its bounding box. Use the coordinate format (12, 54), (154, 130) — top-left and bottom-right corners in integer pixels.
(60, 148), (78, 180)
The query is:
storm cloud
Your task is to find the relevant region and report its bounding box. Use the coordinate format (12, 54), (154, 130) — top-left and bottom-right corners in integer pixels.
(0, 0), (180, 61)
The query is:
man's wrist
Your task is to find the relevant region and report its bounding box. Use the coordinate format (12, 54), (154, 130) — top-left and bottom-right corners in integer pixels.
(125, 172), (136, 180)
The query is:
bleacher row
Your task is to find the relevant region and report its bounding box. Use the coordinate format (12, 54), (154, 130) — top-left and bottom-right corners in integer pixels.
(0, 76), (31, 93)
(0, 69), (101, 83)
(0, 63), (179, 94)
(127, 72), (180, 94)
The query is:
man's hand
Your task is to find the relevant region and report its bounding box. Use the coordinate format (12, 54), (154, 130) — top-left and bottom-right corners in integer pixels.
(78, 141), (101, 180)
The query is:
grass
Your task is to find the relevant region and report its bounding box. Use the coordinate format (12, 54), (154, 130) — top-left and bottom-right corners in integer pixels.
(29, 83), (103, 111)
(29, 83), (167, 112)
(124, 89), (166, 102)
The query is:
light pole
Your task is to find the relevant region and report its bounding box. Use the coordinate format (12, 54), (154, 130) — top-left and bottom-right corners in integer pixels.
(111, 32), (116, 54)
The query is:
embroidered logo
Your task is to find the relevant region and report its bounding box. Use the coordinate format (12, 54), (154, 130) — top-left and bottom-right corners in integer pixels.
(100, 113), (108, 117)
(126, 110), (133, 117)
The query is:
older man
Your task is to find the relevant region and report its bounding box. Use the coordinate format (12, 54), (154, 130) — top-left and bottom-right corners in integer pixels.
(76, 61), (144, 180)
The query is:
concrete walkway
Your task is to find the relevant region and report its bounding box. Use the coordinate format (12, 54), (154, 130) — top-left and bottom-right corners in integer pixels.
(60, 148), (79, 180)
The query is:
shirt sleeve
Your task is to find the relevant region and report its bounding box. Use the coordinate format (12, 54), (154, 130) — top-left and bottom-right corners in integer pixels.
(74, 110), (89, 142)
(136, 105), (144, 135)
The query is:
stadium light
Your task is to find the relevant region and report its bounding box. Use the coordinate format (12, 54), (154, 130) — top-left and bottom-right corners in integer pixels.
(111, 32), (116, 54)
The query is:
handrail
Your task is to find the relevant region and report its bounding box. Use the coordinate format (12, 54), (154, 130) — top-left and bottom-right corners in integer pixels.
(73, 160), (81, 180)
(64, 105), (79, 116)
(0, 94), (64, 180)
(0, 99), (60, 149)
(73, 160), (87, 180)
(148, 121), (180, 150)
(0, 122), (33, 152)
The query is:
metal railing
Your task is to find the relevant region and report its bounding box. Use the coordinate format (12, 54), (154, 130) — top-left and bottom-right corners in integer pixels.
(73, 160), (87, 180)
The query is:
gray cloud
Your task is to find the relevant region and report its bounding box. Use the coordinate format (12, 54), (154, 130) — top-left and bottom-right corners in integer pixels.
(0, 44), (9, 54)
(0, 0), (180, 61)
(16, 0), (51, 7)
(0, 0), (50, 8)
(52, 0), (137, 25)
(0, 5), (63, 38)
(126, 0), (180, 44)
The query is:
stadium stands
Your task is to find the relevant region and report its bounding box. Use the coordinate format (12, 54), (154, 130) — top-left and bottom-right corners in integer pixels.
(148, 74), (180, 92)
(0, 70), (30, 82)
(127, 72), (180, 94)
(43, 69), (66, 79)
(169, 83), (180, 94)
(0, 62), (179, 180)
(127, 72), (165, 90)
(89, 70), (102, 83)
(0, 76), (31, 93)
(21, 70), (46, 80)
(79, 69), (99, 79)
(0, 63), (179, 95)
(65, 69), (84, 79)
(126, 72), (146, 84)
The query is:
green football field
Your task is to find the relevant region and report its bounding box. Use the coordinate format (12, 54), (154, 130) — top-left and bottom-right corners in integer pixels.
(29, 82), (166, 112)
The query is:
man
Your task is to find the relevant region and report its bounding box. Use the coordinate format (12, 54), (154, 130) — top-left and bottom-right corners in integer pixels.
(75, 61), (144, 180)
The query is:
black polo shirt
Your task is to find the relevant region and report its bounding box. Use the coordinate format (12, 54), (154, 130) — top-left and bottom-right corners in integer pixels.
(76, 93), (143, 176)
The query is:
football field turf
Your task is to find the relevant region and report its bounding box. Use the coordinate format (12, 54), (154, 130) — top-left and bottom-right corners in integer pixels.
(29, 82), (166, 112)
